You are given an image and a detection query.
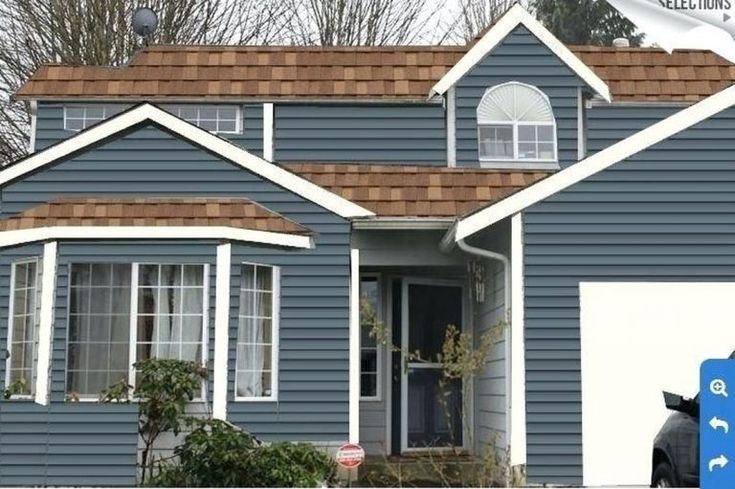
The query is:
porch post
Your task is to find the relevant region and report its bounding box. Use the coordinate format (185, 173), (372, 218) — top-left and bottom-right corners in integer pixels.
(34, 240), (57, 405)
(349, 248), (360, 443)
(213, 243), (232, 420)
(510, 213), (527, 466)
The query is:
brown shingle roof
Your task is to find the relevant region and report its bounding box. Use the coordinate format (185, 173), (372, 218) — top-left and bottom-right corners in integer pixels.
(286, 163), (549, 218)
(0, 198), (312, 234)
(14, 44), (735, 102)
(572, 46), (735, 101)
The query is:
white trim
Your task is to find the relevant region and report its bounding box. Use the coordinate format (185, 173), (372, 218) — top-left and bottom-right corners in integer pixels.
(400, 277), (468, 453)
(349, 248), (360, 443)
(577, 87), (586, 161)
(213, 244), (232, 420)
(384, 277), (393, 455)
(34, 241), (57, 405)
(1, 104), (373, 219)
(201, 264), (211, 402)
(263, 103), (274, 162)
(446, 87), (456, 168)
(352, 218), (453, 230)
(234, 262), (280, 402)
(0, 226), (313, 250)
(28, 101), (37, 153)
(510, 213), (526, 466)
(128, 263), (139, 389)
(429, 4), (611, 102)
(359, 274), (382, 402)
(455, 83), (735, 241)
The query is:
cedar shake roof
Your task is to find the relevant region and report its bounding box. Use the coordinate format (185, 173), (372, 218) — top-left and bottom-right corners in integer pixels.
(15, 44), (735, 102)
(0, 198), (312, 234)
(285, 163), (549, 218)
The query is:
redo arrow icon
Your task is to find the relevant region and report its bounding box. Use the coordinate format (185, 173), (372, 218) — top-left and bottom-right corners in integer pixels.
(710, 416), (730, 434)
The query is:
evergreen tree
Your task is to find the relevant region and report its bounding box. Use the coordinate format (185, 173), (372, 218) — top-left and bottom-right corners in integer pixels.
(532, 0), (643, 46)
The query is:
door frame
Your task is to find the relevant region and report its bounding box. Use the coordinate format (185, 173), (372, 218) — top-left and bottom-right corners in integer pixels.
(400, 277), (471, 453)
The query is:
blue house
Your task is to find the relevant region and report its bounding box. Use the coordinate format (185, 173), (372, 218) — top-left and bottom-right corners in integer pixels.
(2, 4), (734, 486)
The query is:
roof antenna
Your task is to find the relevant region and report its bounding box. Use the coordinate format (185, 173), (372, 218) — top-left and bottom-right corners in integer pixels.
(132, 7), (159, 46)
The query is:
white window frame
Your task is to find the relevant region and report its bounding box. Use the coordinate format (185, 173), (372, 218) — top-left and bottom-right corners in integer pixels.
(5, 258), (41, 400)
(234, 262), (279, 402)
(161, 104), (243, 135)
(63, 105), (122, 131)
(359, 274), (382, 402)
(64, 104), (242, 135)
(477, 82), (558, 164)
(64, 262), (209, 402)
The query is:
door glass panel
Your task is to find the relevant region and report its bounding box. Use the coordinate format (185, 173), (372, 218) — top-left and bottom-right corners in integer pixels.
(406, 283), (464, 449)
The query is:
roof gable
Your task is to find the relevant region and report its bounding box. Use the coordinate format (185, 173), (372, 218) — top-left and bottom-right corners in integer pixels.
(430, 4), (610, 101)
(454, 83), (735, 240)
(0, 104), (374, 219)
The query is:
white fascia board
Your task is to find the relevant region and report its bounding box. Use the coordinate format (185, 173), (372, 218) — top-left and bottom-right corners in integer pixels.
(429, 4), (611, 103)
(213, 243), (232, 420)
(0, 226), (313, 249)
(455, 83), (735, 241)
(0, 104), (374, 219)
(34, 241), (57, 406)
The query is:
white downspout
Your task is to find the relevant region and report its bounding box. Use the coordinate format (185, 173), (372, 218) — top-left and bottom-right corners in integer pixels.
(455, 238), (512, 455)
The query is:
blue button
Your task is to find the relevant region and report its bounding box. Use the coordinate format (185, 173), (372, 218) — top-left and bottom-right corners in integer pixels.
(701, 359), (735, 489)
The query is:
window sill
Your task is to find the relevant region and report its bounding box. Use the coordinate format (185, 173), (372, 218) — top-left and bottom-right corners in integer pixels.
(360, 396), (382, 403)
(234, 396), (278, 402)
(479, 160), (560, 171)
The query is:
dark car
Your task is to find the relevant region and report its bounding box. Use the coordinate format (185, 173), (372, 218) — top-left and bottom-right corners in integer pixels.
(651, 391), (699, 487)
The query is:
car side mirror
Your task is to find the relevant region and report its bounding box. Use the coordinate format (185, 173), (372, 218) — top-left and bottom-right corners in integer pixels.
(663, 391), (699, 418)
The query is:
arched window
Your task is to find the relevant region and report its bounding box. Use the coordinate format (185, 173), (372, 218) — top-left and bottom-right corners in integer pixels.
(477, 82), (557, 162)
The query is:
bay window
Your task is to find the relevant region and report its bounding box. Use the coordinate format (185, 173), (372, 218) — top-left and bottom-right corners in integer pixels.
(6, 259), (41, 397)
(236, 263), (278, 400)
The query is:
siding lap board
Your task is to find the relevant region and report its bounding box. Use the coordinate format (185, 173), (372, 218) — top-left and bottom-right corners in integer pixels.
(523, 109), (735, 485)
(455, 25), (584, 168)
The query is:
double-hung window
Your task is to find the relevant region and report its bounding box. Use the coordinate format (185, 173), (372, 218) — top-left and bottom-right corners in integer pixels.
(6, 259), (41, 398)
(360, 276), (380, 400)
(236, 264), (278, 400)
(66, 263), (207, 400)
(477, 81), (557, 164)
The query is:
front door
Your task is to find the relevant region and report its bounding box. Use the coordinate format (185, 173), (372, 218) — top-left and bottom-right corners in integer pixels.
(401, 279), (464, 451)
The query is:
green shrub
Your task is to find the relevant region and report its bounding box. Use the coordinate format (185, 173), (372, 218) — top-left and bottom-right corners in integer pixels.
(147, 419), (336, 487)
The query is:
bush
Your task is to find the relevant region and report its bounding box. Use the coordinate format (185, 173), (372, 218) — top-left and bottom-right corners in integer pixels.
(147, 419), (336, 487)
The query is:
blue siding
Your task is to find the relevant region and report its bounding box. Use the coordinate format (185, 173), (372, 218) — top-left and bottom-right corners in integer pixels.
(35, 102), (265, 158)
(455, 25), (584, 167)
(274, 104), (447, 164)
(586, 104), (679, 156)
(523, 108), (735, 484)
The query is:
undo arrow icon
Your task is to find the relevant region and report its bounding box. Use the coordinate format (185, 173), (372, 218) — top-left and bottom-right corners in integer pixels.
(709, 454), (729, 472)
(710, 416), (730, 434)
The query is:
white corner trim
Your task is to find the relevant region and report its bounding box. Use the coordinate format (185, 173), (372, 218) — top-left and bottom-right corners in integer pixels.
(455, 83), (735, 241)
(429, 4), (611, 103)
(510, 213), (526, 466)
(213, 243), (232, 420)
(28, 101), (38, 154)
(446, 87), (456, 167)
(349, 248), (360, 443)
(263, 103), (274, 162)
(0, 104), (374, 219)
(0, 226), (313, 249)
(34, 241), (57, 406)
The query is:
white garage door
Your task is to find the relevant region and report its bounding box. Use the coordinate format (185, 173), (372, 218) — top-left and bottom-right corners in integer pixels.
(580, 282), (735, 487)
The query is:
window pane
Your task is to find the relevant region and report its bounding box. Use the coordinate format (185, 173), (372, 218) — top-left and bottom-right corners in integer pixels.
(8, 260), (40, 397)
(518, 125), (536, 141)
(237, 264), (276, 398)
(478, 125), (513, 159)
(134, 264), (206, 374)
(361, 373), (377, 398)
(518, 142), (537, 159)
(538, 142), (555, 159)
(360, 277), (379, 398)
(67, 263), (131, 398)
(537, 125), (554, 141)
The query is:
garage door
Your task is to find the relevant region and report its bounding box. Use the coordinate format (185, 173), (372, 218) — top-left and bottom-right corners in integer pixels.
(580, 282), (735, 487)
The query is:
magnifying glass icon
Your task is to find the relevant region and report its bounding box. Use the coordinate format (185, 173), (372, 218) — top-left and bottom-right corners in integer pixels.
(711, 378), (729, 398)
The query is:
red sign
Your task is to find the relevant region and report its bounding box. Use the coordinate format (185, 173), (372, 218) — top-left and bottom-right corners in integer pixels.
(335, 443), (365, 469)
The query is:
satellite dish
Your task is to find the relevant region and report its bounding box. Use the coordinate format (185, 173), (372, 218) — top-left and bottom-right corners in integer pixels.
(132, 7), (159, 38)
